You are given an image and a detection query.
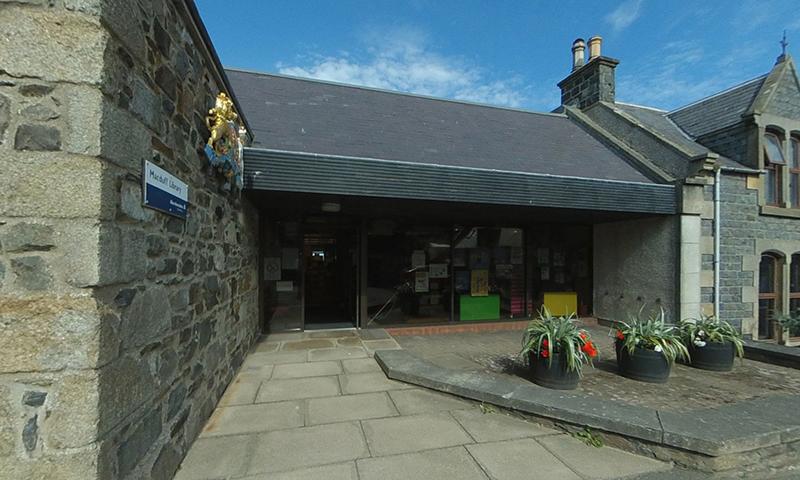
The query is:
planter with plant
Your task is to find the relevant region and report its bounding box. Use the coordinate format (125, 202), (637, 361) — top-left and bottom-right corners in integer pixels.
(519, 308), (597, 390)
(771, 314), (800, 346)
(678, 315), (744, 372)
(615, 308), (689, 383)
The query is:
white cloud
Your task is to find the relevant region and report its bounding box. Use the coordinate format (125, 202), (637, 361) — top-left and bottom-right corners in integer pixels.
(605, 0), (643, 33)
(276, 27), (533, 109)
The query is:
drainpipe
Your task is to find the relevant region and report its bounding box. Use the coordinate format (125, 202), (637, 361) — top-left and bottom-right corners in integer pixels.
(714, 166), (764, 319)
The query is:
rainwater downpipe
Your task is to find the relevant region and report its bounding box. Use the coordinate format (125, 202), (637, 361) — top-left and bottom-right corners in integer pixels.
(714, 166), (765, 319)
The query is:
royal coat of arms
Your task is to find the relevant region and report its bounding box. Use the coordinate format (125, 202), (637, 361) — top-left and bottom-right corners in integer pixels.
(204, 92), (246, 192)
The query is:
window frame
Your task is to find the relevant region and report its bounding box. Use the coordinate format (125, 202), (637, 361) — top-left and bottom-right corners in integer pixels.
(790, 137), (800, 208)
(764, 132), (785, 206)
(758, 253), (781, 339)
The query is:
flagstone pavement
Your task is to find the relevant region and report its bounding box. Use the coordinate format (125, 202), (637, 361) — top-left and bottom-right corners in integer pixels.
(173, 329), (675, 480)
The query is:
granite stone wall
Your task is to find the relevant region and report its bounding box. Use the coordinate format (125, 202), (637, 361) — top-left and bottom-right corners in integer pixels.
(0, 1), (260, 478)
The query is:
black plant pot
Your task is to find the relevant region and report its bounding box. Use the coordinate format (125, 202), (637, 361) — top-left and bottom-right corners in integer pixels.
(528, 352), (580, 390)
(615, 339), (671, 383)
(688, 341), (734, 372)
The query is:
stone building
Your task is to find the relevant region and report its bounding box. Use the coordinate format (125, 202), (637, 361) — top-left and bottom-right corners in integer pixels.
(1, 2), (799, 480)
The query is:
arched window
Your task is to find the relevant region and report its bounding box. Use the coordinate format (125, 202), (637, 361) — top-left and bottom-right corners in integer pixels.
(764, 132), (785, 206)
(790, 137), (800, 207)
(758, 253), (781, 339)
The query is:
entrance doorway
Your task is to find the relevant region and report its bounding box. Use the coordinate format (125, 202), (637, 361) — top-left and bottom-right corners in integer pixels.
(303, 225), (359, 329)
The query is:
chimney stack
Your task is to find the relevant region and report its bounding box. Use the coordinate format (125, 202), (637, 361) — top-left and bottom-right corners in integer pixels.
(571, 38), (586, 71)
(558, 35), (619, 109)
(588, 36), (602, 61)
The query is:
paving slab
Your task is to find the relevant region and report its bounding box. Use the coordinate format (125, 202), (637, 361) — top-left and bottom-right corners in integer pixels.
(450, 408), (555, 442)
(246, 422), (369, 475)
(308, 346), (368, 362)
(538, 434), (671, 479)
(336, 336), (363, 347)
(263, 332), (303, 342)
(306, 392), (399, 425)
(217, 378), (263, 407)
(356, 446), (488, 480)
(305, 330), (359, 339)
(201, 401), (303, 437)
(238, 462), (358, 480)
(358, 329), (392, 340)
(342, 357), (383, 374)
(253, 342), (280, 353)
(256, 376), (340, 403)
(361, 412), (475, 456)
(243, 350), (307, 367)
(388, 388), (473, 415)
(280, 339), (336, 351)
(271, 361), (343, 379)
(174, 434), (254, 480)
(339, 372), (412, 394)
(361, 338), (402, 354)
(466, 438), (581, 480)
(235, 364), (275, 383)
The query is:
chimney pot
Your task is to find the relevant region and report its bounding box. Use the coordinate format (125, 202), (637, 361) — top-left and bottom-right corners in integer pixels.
(588, 36), (602, 61)
(571, 38), (586, 71)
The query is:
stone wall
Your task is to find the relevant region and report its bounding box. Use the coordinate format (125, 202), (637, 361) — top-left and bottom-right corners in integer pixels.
(592, 216), (678, 322)
(0, 1), (260, 479)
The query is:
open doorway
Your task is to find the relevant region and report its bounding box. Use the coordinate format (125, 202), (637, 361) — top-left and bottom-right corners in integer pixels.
(303, 225), (359, 329)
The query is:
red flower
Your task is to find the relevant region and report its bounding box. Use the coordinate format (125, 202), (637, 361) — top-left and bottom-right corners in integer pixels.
(541, 350), (549, 358)
(542, 339), (549, 348)
(617, 331), (624, 340)
(581, 340), (597, 357)
(580, 332), (586, 340)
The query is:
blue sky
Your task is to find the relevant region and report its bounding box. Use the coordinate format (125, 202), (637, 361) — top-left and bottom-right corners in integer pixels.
(195, 0), (800, 112)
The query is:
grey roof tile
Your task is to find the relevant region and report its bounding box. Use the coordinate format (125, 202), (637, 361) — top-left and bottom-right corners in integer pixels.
(226, 68), (654, 184)
(667, 75), (766, 138)
(614, 103), (742, 168)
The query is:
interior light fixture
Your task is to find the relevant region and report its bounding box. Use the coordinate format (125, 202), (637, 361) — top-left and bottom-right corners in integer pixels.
(321, 202), (341, 213)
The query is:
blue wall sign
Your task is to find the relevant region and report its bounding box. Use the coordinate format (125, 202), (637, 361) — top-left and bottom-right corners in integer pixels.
(143, 160), (189, 218)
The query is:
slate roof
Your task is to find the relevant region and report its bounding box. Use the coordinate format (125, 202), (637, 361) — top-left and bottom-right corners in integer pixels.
(666, 75), (767, 139)
(614, 103), (741, 168)
(226, 68), (655, 184)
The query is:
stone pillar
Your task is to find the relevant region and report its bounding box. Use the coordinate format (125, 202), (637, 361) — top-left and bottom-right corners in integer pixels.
(679, 215), (702, 321)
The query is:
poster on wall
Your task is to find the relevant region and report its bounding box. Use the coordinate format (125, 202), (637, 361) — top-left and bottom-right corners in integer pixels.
(541, 267), (550, 281)
(471, 269), (489, 296)
(276, 281), (293, 292)
(281, 248), (299, 270)
(263, 257), (281, 281)
(554, 269), (565, 284)
(537, 248), (549, 266)
(553, 251), (565, 267)
(429, 264), (448, 278)
(496, 264), (513, 280)
(510, 247), (524, 265)
(411, 250), (426, 268)
(455, 269), (470, 293)
(453, 250), (466, 267)
(415, 271), (430, 292)
(470, 248), (490, 269)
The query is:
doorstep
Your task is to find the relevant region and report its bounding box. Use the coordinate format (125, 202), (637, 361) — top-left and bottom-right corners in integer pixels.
(384, 317), (598, 336)
(374, 349), (800, 475)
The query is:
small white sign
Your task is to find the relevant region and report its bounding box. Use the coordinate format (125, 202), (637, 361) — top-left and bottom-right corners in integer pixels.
(276, 281), (294, 292)
(429, 264), (448, 278)
(411, 250), (426, 268)
(264, 257), (281, 281)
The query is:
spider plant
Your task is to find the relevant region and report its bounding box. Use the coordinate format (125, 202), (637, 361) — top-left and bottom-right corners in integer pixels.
(520, 307), (597, 376)
(615, 307), (689, 364)
(678, 314), (744, 358)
